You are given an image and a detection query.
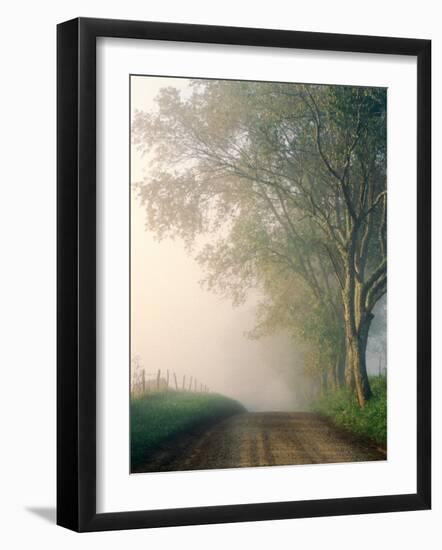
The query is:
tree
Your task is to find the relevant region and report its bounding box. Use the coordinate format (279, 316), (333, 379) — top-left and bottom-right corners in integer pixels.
(300, 86), (387, 404)
(133, 79), (386, 406)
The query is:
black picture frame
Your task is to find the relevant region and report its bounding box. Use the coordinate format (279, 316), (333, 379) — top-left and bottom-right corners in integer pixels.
(57, 17), (431, 532)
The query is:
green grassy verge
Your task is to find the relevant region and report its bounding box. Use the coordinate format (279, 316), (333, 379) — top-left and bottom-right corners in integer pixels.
(131, 391), (245, 470)
(312, 376), (387, 448)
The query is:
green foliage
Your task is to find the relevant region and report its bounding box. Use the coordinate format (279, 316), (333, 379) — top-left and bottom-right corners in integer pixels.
(133, 80), (387, 399)
(312, 376), (387, 447)
(130, 391), (245, 470)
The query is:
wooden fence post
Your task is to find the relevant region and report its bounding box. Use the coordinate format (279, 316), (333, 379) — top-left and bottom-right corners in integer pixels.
(157, 369), (161, 391)
(174, 372), (178, 391)
(166, 369), (169, 390)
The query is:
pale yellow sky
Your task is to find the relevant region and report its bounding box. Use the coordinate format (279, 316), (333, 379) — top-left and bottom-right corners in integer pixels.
(130, 75), (310, 411)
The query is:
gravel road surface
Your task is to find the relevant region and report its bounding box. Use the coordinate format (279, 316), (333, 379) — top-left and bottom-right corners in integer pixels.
(133, 412), (386, 473)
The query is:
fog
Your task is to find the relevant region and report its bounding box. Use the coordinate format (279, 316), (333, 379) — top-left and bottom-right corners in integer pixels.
(130, 76), (316, 410)
(131, 189), (315, 411)
(130, 76), (386, 411)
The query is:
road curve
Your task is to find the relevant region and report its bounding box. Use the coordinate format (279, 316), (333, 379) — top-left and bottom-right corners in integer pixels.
(134, 412), (386, 473)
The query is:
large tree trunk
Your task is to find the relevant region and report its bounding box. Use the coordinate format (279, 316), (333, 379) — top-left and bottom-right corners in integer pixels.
(347, 326), (372, 407)
(347, 313), (373, 407)
(336, 338), (346, 388)
(345, 357), (355, 390)
(343, 260), (373, 407)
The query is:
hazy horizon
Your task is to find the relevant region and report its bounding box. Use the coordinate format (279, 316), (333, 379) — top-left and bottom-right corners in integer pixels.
(130, 75), (386, 412)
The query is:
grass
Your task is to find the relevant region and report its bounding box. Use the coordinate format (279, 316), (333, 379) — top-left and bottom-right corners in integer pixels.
(131, 391), (245, 470)
(312, 376), (387, 448)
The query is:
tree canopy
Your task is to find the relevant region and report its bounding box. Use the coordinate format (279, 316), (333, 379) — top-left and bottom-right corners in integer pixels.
(133, 79), (387, 406)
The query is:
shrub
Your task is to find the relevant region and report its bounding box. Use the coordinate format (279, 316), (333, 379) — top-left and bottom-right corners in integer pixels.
(312, 376), (387, 447)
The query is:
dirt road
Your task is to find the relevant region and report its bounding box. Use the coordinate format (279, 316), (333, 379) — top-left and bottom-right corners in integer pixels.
(134, 412), (385, 473)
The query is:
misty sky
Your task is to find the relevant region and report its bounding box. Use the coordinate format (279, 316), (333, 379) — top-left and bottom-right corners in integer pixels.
(130, 76), (385, 411)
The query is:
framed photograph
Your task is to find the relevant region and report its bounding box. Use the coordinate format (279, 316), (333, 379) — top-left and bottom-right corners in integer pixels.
(57, 17), (431, 532)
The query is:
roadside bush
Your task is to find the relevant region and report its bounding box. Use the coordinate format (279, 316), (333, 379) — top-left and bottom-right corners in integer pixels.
(312, 376), (387, 447)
